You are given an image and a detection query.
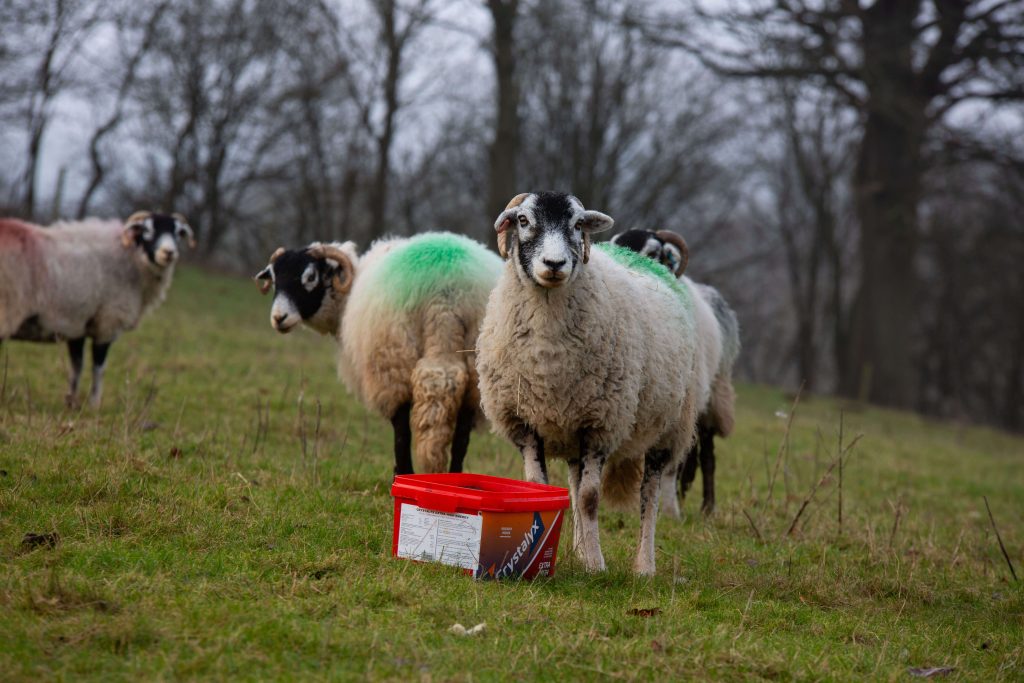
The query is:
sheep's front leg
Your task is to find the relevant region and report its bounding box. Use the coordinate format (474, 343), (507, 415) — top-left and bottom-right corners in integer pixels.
(89, 341), (111, 408)
(659, 460), (681, 519)
(391, 402), (413, 475)
(570, 435), (606, 572)
(65, 338), (85, 408)
(513, 427), (547, 484)
(636, 447), (671, 576)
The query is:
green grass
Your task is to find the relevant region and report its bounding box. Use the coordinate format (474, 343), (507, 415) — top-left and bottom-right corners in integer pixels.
(1, 266), (1022, 681)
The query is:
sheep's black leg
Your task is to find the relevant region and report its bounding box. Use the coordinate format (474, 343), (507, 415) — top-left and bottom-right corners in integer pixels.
(391, 402), (413, 476)
(699, 422), (716, 515)
(677, 441), (700, 505)
(65, 338), (85, 407)
(89, 340), (110, 408)
(637, 447), (671, 575)
(448, 406), (475, 473)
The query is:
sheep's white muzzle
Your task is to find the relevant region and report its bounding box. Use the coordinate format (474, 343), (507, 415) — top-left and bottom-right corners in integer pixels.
(271, 296), (301, 334)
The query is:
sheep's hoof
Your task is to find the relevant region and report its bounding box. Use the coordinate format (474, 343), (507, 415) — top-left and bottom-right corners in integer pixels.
(633, 556), (656, 577)
(89, 395), (102, 410)
(64, 393), (80, 409)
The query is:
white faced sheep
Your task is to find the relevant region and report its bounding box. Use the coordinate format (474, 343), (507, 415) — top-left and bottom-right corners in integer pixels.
(475, 192), (701, 576)
(255, 232), (503, 476)
(611, 228), (740, 515)
(0, 211), (195, 407)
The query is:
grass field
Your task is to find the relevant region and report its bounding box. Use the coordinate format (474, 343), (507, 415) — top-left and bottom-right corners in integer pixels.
(1, 265), (1022, 681)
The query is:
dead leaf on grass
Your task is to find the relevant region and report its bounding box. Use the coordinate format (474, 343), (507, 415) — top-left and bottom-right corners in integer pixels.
(628, 608), (661, 617)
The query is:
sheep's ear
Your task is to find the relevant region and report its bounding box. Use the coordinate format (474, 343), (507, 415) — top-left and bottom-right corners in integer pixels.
(172, 212), (197, 249)
(494, 192), (531, 260)
(579, 210), (614, 234)
(309, 244), (354, 295)
(254, 266), (273, 295)
(122, 211), (150, 248)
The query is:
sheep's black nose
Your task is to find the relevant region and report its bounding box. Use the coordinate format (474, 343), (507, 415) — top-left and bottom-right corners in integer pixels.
(543, 258), (567, 269)
(273, 313), (288, 325)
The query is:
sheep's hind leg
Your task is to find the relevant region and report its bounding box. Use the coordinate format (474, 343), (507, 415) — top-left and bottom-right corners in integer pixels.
(677, 442), (699, 508)
(572, 435), (607, 572)
(448, 406), (475, 473)
(88, 341), (110, 408)
(636, 448), (671, 576)
(65, 338), (85, 408)
(698, 422), (716, 516)
(391, 402), (413, 476)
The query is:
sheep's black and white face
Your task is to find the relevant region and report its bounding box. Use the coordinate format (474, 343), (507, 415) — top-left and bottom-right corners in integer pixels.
(495, 192), (614, 289)
(123, 212), (195, 268)
(610, 229), (686, 276)
(254, 244), (354, 335)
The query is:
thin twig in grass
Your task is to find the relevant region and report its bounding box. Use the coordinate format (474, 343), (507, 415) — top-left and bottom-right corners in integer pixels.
(983, 495), (1018, 582)
(313, 399), (322, 485)
(838, 411), (844, 535)
(764, 383), (804, 511)
(889, 498), (903, 549)
(742, 509), (764, 543)
(785, 432), (863, 537)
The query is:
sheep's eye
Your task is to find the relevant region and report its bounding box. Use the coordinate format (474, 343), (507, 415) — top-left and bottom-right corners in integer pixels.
(518, 215), (529, 227)
(574, 221), (583, 231)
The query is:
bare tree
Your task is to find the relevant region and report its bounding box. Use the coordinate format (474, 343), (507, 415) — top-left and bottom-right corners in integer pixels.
(651, 0), (1024, 408)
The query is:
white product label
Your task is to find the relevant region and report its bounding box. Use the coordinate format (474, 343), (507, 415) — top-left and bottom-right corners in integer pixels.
(396, 503), (482, 570)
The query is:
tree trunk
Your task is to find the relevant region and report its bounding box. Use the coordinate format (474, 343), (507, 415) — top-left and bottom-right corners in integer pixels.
(840, 1), (925, 407)
(486, 0), (519, 220)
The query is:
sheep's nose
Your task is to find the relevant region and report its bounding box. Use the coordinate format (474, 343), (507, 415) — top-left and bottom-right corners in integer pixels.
(542, 258), (567, 269)
(273, 313), (288, 325)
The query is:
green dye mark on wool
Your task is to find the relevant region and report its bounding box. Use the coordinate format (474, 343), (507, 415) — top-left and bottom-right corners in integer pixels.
(594, 242), (692, 308)
(369, 232), (501, 310)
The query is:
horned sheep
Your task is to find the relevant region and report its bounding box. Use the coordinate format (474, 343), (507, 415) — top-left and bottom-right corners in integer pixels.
(256, 232), (503, 476)
(475, 192), (701, 576)
(611, 228), (740, 515)
(0, 211), (195, 407)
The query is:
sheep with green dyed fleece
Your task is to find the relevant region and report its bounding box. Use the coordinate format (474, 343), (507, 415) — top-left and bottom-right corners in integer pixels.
(256, 232), (503, 475)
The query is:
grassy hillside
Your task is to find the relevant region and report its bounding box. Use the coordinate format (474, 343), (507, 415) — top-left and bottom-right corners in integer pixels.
(1, 266), (1022, 681)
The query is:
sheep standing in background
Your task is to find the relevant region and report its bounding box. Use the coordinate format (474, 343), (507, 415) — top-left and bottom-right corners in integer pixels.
(611, 228), (740, 515)
(256, 232), (502, 476)
(475, 192), (700, 576)
(0, 211), (195, 407)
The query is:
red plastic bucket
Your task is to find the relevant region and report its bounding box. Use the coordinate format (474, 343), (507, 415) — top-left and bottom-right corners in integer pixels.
(391, 473), (570, 580)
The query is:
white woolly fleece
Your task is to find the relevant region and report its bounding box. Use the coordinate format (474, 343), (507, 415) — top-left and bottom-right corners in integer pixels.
(476, 245), (701, 507)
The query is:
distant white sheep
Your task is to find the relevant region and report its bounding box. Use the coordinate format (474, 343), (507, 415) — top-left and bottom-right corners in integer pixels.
(475, 192), (701, 576)
(256, 232), (502, 475)
(0, 211), (194, 407)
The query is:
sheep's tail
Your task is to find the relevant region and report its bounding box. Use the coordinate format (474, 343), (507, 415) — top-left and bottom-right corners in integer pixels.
(411, 355), (468, 473)
(410, 303), (475, 473)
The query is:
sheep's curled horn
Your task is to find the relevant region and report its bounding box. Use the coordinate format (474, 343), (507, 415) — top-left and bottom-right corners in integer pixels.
(172, 212), (197, 249)
(308, 244), (354, 295)
(656, 230), (689, 277)
(494, 193), (530, 260)
(121, 211), (152, 248)
(256, 247), (285, 294)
